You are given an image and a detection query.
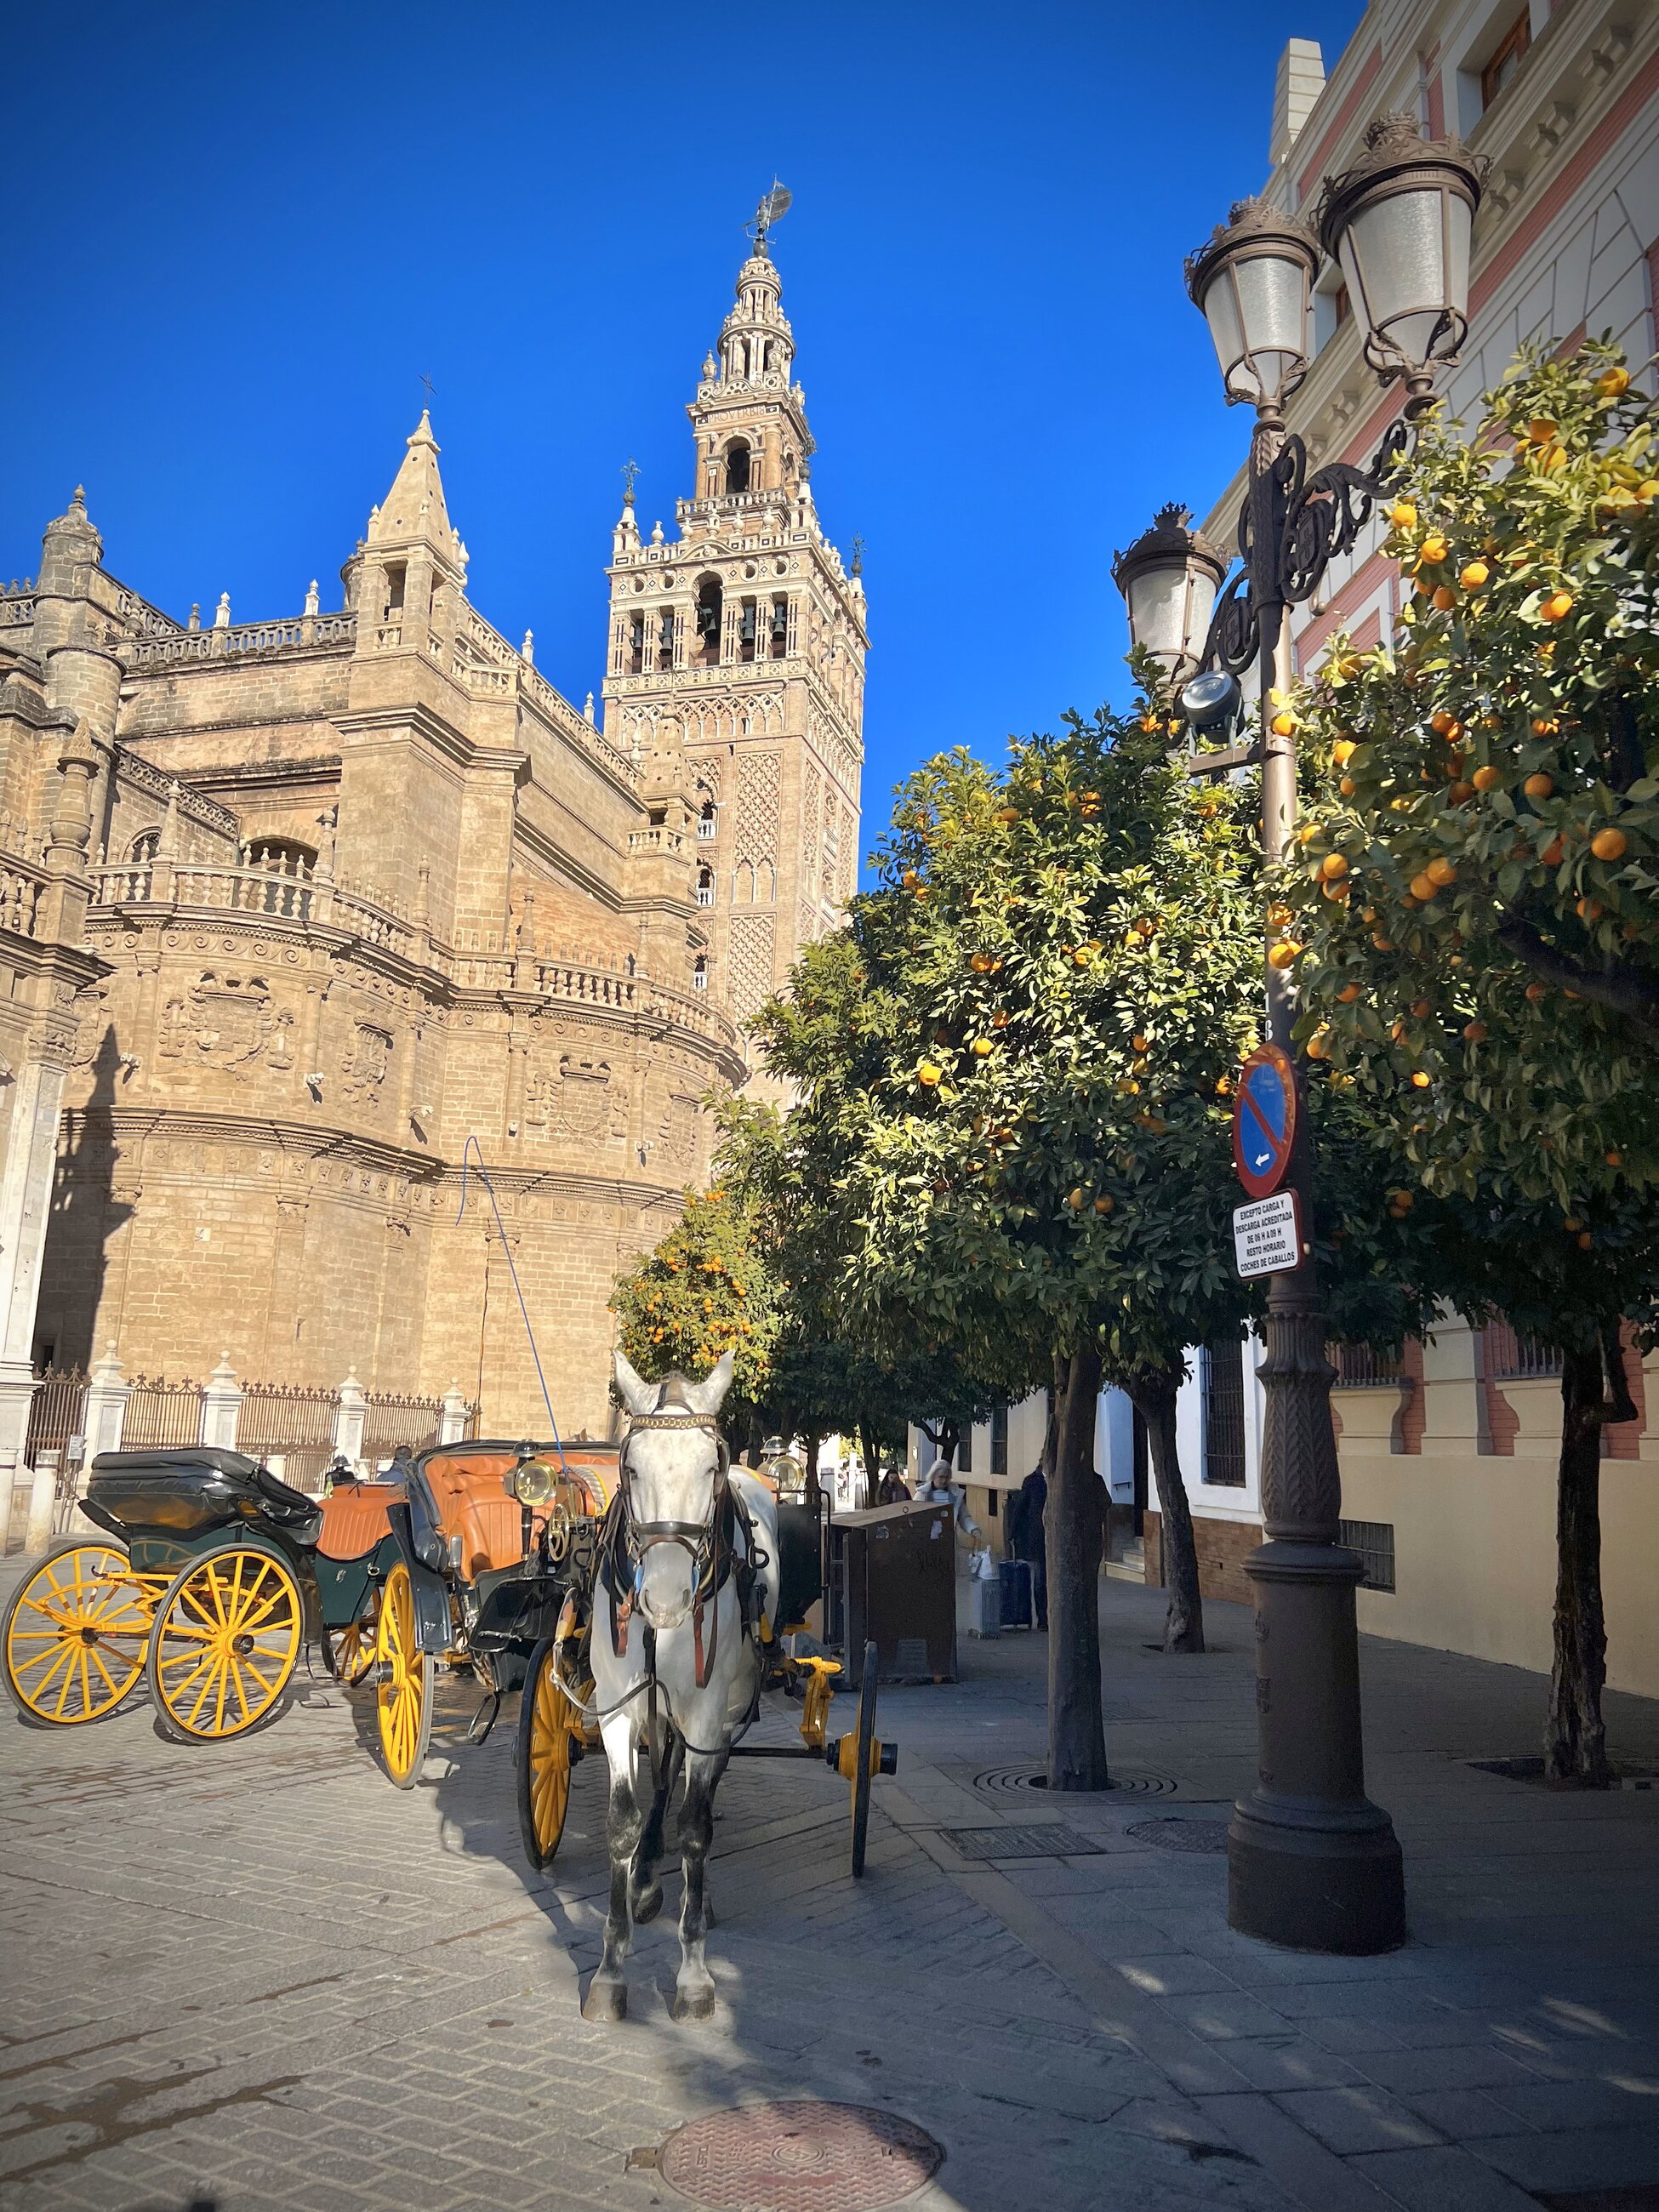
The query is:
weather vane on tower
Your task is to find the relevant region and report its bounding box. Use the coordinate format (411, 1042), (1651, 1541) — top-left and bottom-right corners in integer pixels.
(747, 180), (793, 254)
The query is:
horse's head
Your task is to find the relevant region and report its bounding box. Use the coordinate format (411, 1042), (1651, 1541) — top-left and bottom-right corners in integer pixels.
(613, 1349), (734, 1632)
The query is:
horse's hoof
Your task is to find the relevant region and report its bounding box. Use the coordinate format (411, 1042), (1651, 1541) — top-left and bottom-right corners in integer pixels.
(581, 1975), (628, 2023)
(671, 1981), (716, 2024)
(633, 1881), (664, 1925)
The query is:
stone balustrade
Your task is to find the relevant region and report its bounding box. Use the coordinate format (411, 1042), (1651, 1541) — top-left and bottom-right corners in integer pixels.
(0, 858), (45, 938)
(129, 613), (356, 666)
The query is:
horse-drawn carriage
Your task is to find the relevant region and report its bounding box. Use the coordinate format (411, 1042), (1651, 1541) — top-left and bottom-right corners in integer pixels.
(0, 1447), (401, 1738)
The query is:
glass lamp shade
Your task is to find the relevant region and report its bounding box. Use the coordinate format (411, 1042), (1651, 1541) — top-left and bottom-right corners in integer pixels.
(1318, 115), (1485, 391)
(1112, 507), (1229, 676)
(1184, 199), (1320, 410)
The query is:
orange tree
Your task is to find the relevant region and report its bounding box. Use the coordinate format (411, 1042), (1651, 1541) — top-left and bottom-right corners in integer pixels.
(753, 710), (1270, 1784)
(611, 1186), (784, 1456)
(1276, 339), (1659, 1781)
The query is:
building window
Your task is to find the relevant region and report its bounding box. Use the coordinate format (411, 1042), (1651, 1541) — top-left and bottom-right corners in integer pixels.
(1339, 1518), (1396, 1593)
(724, 440), (751, 496)
(1201, 1336), (1247, 1486)
(695, 867), (715, 909)
(770, 596), (790, 659)
(658, 608), (676, 669)
(692, 954), (708, 992)
(738, 598), (758, 662)
(958, 1425), (972, 1475)
(990, 1406), (1007, 1477)
(1480, 9), (1530, 109)
(629, 614), (646, 674)
(129, 828), (160, 864)
(698, 800), (717, 840)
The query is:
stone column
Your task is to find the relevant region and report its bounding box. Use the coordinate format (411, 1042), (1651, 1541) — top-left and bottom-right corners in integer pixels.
(1420, 1304), (1486, 1455)
(200, 1353), (243, 1450)
(334, 1371), (368, 1469)
(25, 1451), (60, 1554)
(0, 1051), (71, 1518)
(72, 1345), (131, 1535)
(438, 1382), (470, 1445)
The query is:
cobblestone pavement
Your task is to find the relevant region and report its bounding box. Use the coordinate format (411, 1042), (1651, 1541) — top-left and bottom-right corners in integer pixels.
(1, 1560), (1656, 2212)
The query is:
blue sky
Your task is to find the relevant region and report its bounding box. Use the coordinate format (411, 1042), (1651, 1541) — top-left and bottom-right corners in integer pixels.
(3, 0), (1363, 875)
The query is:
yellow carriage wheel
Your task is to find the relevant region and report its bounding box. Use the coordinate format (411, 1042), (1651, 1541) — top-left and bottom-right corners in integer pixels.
(374, 1561), (433, 1790)
(147, 1544), (303, 1743)
(327, 1588), (380, 1686)
(516, 1636), (582, 1870)
(2, 1543), (156, 1726)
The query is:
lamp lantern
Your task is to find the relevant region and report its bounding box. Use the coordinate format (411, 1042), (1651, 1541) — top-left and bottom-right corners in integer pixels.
(1111, 505), (1229, 678)
(1184, 198), (1320, 415)
(1316, 112), (1486, 411)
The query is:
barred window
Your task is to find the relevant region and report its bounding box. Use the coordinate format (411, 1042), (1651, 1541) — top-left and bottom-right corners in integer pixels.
(1339, 1518), (1395, 1593)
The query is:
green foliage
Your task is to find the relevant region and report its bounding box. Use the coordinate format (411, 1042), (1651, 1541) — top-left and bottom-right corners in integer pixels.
(610, 1187), (782, 1433)
(1278, 341), (1659, 1214)
(753, 708), (1268, 1384)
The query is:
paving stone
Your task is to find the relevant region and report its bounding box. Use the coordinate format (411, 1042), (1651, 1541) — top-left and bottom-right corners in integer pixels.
(1345, 2143), (1545, 2210)
(1272, 2084), (1446, 2154)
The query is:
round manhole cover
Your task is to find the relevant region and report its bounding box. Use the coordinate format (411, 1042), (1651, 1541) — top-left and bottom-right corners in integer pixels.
(657, 2101), (944, 2211)
(1126, 1816), (1230, 1854)
(974, 1764), (1178, 1798)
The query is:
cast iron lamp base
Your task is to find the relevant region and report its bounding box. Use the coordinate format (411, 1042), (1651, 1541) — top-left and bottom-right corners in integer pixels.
(1228, 1542), (1406, 1954)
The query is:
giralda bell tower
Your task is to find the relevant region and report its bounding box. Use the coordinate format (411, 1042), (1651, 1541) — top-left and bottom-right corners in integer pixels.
(601, 188), (868, 1054)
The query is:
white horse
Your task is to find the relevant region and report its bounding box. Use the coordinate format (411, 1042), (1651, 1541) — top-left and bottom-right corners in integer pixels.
(582, 1349), (778, 2024)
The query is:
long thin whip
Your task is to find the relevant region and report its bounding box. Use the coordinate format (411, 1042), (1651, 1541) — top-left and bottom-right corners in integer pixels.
(454, 1135), (569, 1472)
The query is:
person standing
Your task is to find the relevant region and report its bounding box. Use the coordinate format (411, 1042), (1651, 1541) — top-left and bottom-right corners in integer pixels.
(1006, 1464), (1047, 1629)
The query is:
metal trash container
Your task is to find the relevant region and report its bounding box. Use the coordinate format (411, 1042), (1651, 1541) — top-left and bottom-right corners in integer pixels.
(999, 1559), (1033, 1629)
(830, 1501), (956, 1684)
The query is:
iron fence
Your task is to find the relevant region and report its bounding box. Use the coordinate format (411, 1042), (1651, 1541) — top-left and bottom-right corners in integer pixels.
(25, 1366), (89, 1468)
(1329, 1343), (1408, 1388)
(1483, 1322), (1564, 1382)
(123, 1377), (205, 1449)
(237, 1382), (339, 1490)
(362, 1390), (446, 1462)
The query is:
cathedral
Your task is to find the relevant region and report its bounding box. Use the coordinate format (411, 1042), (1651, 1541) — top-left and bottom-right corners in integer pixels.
(0, 220), (865, 1451)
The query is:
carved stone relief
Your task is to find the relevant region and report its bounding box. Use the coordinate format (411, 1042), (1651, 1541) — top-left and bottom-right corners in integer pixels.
(157, 971), (294, 1075)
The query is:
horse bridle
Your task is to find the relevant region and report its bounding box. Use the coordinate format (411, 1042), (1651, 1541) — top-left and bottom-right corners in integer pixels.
(604, 1409), (739, 1690)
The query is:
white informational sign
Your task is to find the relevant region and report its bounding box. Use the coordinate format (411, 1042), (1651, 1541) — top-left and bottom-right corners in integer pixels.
(1234, 1189), (1303, 1279)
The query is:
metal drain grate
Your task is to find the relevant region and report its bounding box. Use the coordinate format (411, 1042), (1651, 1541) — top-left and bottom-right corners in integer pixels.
(1126, 1817), (1231, 1855)
(972, 1764), (1181, 1798)
(647, 2101), (944, 2211)
(941, 1822), (1107, 1860)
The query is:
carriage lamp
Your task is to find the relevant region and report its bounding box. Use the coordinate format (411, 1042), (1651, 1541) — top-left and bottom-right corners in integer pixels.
(1316, 112), (1485, 414)
(1111, 505), (1229, 680)
(1183, 197), (1320, 416)
(512, 1460), (558, 1506)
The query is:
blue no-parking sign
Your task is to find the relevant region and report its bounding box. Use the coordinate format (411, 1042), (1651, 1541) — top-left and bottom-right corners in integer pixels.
(1233, 1043), (1298, 1200)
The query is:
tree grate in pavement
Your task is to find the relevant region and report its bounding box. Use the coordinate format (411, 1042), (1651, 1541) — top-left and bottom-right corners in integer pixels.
(972, 1764), (1181, 1798)
(940, 1822), (1107, 1860)
(1468, 1755), (1659, 1789)
(1126, 1816), (1231, 1854)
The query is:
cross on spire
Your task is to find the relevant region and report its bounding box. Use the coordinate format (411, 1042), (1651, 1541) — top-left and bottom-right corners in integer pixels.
(621, 457), (640, 505)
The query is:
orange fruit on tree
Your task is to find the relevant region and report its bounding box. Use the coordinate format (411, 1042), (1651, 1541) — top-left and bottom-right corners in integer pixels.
(1473, 765), (1502, 791)
(918, 1062), (943, 1086)
(1525, 982), (1548, 1001)
(1526, 418), (1557, 444)
(1449, 780), (1474, 803)
(1093, 1195), (1115, 1215)
(1270, 710), (1297, 736)
(1411, 1070), (1431, 1087)
(1410, 873), (1438, 900)
(1459, 561), (1489, 590)
(1432, 586), (1458, 611)
(1532, 717), (1558, 736)
(1591, 827), (1628, 861)
(1596, 366), (1630, 397)
(1267, 940), (1299, 970)
(1388, 501), (1417, 529)
(1577, 1231), (1593, 1251)
(972, 1037), (994, 1057)
(1430, 710), (1457, 736)
(1540, 590), (1574, 622)
(1419, 533), (1449, 563)
(1320, 852), (1348, 880)
(1066, 1187), (1085, 1211)
(1426, 856), (1457, 886)
(1332, 738), (1357, 765)
(1337, 981), (1363, 1003)
(1576, 898), (1604, 922)
(1340, 776), (1358, 796)
(1524, 772), (1553, 799)
(1606, 1150), (1622, 1168)
(1306, 1029), (1331, 1059)
(1463, 1021), (1487, 1041)
(1540, 835), (1565, 865)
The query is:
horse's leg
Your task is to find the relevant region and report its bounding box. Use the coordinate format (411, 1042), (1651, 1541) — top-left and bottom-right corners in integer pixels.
(582, 1715), (642, 2023)
(632, 1725), (683, 1926)
(671, 1746), (726, 2022)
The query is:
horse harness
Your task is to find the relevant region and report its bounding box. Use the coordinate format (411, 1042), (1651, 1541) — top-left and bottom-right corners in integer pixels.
(597, 1401), (767, 1696)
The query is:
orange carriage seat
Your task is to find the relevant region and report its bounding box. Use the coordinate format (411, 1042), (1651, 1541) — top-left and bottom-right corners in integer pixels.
(419, 1451), (526, 1580)
(316, 1479), (406, 1562)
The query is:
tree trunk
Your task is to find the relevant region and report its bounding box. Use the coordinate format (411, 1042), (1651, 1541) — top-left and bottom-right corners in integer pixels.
(1046, 1339), (1109, 1790)
(933, 1418), (960, 1471)
(1133, 1376), (1205, 1655)
(744, 1409), (764, 1469)
(802, 1431), (821, 1492)
(858, 1419), (881, 1500)
(1546, 1346), (1615, 1787)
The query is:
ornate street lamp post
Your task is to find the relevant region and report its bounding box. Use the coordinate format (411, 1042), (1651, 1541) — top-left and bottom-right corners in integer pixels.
(1115, 116), (1484, 1954)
